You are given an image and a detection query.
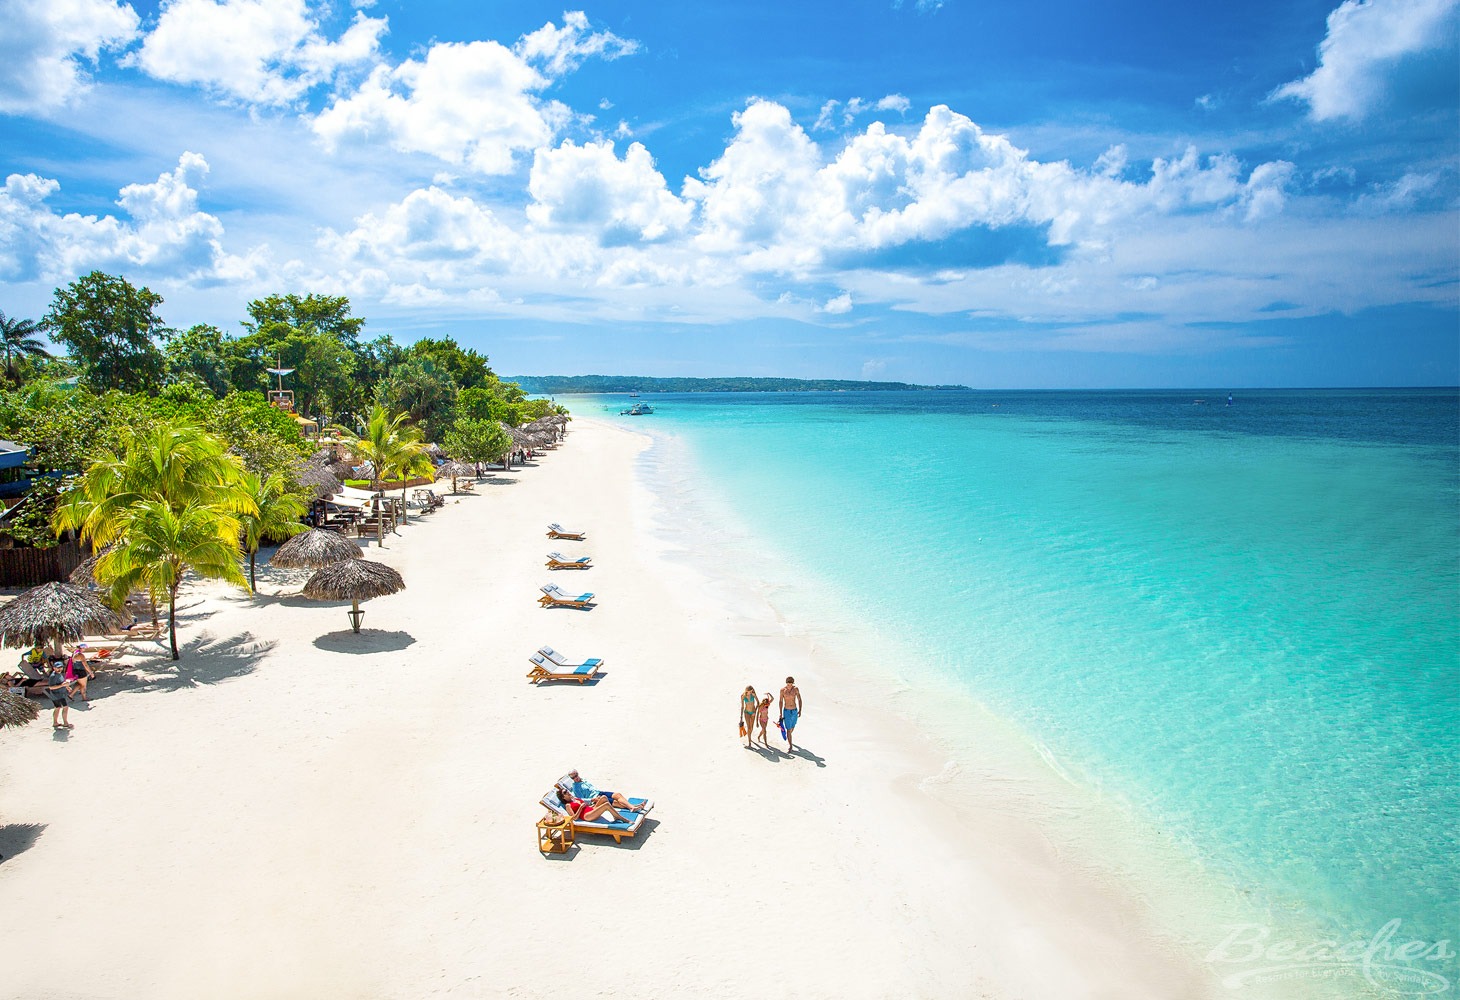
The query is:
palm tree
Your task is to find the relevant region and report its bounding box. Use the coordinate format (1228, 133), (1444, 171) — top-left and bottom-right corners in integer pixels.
(342, 405), (433, 525)
(53, 423), (253, 550)
(238, 470), (309, 592)
(0, 310), (51, 384)
(96, 499), (250, 660)
(52, 421), (257, 659)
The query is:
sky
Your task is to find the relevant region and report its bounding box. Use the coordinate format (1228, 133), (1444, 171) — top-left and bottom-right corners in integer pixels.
(0, 0), (1456, 388)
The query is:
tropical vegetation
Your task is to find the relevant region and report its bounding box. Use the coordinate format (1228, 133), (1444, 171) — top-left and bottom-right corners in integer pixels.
(52, 423), (257, 660)
(0, 270), (567, 658)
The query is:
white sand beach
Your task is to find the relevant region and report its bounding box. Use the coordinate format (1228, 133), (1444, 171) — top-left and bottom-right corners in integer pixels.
(0, 417), (1225, 999)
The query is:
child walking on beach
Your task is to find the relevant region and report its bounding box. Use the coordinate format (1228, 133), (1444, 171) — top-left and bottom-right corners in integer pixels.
(756, 694), (773, 748)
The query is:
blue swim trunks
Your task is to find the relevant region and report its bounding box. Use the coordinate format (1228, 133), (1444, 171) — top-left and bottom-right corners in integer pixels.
(783, 709), (798, 731)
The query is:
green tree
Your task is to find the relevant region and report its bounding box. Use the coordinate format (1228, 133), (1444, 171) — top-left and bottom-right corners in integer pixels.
(341, 405), (433, 525)
(0, 310), (52, 385)
(0, 383), (154, 474)
(41, 271), (166, 392)
(407, 337), (490, 389)
(163, 323), (236, 396)
(342, 334), (406, 419)
(97, 499), (250, 660)
(379, 359), (455, 442)
(244, 293), (365, 346)
(234, 326), (356, 422)
(237, 470), (308, 591)
(442, 418), (511, 472)
(52, 422), (256, 659)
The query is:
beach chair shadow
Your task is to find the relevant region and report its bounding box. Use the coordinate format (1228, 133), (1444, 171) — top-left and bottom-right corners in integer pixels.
(0, 822), (46, 863)
(596, 817), (660, 851)
(313, 629), (417, 654)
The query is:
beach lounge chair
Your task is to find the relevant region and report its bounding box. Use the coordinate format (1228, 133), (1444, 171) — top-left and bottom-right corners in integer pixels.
(546, 523), (586, 540)
(538, 584), (596, 609)
(540, 780), (653, 844)
(526, 653), (600, 684)
(536, 646), (604, 670)
(71, 641), (125, 660)
(102, 621), (164, 641)
(545, 552), (592, 570)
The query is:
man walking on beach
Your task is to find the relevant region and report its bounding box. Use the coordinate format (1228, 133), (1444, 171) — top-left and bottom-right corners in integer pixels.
(779, 677), (802, 752)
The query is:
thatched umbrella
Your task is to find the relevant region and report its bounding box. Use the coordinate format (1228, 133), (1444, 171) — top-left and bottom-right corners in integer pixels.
(272, 528), (363, 569)
(302, 559), (405, 633)
(297, 461), (343, 500)
(326, 459), (356, 481)
(68, 550), (104, 587)
(0, 692), (39, 730)
(436, 460), (474, 493)
(0, 581), (124, 654)
(426, 443), (445, 459)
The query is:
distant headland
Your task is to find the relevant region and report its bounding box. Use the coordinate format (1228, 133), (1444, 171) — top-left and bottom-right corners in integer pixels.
(508, 376), (970, 394)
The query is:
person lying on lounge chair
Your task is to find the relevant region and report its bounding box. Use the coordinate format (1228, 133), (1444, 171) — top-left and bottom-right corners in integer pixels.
(554, 787), (625, 824)
(563, 770), (636, 812)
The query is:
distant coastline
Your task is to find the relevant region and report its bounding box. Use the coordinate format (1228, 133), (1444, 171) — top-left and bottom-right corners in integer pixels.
(508, 375), (970, 393)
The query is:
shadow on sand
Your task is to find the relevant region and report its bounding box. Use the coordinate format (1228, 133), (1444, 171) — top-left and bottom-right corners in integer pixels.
(0, 822), (46, 863)
(313, 629), (416, 654)
(93, 631), (274, 698)
(790, 745), (827, 768)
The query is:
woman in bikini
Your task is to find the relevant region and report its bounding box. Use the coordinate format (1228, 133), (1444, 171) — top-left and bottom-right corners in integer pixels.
(740, 685), (758, 748)
(65, 648), (94, 701)
(555, 787), (625, 824)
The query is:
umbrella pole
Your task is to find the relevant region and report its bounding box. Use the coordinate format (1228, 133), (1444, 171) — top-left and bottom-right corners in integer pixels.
(348, 600), (364, 633)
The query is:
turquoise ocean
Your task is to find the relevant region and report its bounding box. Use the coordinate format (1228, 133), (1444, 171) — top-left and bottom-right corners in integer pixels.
(586, 388), (1458, 965)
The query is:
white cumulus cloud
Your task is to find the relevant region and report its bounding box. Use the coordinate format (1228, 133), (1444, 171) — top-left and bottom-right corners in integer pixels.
(311, 12), (633, 175)
(528, 140), (691, 243)
(312, 40), (561, 174)
(0, 153), (257, 284)
(129, 0), (386, 107)
(515, 10), (637, 78)
(1272, 0), (1460, 120)
(0, 0), (140, 114)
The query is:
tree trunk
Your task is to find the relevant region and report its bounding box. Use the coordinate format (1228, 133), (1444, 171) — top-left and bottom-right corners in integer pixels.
(400, 483), (410, 524)
(168, 584), (180, 661)
(249, 549), (257, 592)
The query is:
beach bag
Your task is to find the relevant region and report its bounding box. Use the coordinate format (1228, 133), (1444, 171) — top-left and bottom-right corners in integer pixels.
(738, 720), (746, 737)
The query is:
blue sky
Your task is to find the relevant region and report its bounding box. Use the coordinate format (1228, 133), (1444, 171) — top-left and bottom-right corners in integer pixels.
(0, 0), (1456, 387)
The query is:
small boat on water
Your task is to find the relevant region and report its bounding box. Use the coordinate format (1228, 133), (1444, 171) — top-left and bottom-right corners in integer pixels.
(620, 401), (655, 416)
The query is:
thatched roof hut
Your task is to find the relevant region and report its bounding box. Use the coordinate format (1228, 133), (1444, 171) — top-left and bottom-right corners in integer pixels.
(296, 460), (343, 500)
(0, 692), (39, 730)
(0, 582), (123, 650)
(301, 559), (405, 633)
(271, 528), (363, 569)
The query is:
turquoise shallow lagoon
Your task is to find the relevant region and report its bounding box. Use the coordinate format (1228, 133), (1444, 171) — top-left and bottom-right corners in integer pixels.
(587, 388), (1458, 956)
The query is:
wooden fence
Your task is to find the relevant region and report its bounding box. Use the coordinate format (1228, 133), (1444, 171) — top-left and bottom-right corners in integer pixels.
(0, 538), (85, 589)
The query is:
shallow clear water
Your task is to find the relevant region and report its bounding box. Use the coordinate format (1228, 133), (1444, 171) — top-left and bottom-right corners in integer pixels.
(588, 389), (1459, 950)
